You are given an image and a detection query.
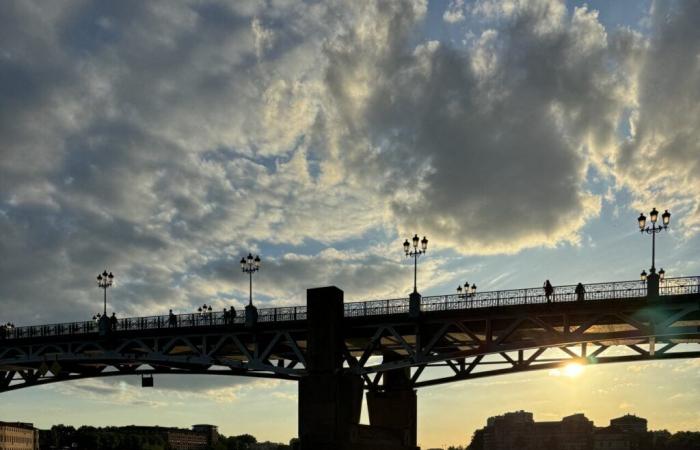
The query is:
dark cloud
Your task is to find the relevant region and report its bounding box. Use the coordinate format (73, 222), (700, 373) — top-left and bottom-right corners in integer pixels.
(318, 0), (632, 254)
(615, 0), (700, 234)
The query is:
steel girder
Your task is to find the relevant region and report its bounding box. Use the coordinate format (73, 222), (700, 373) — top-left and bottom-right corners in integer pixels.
(340, 294), (700, 390)
(0, 327), (308, 392)
(1, 294), (699, 393)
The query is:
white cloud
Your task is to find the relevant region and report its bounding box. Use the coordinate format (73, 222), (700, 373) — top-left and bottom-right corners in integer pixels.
(443, 0), (466, 23)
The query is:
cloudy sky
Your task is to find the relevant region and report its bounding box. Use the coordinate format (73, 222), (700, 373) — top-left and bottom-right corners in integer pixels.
(1, 0), (699, 447)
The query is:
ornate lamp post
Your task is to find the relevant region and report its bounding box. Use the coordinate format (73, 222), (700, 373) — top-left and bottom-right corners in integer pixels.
(197, 304), (213, 325)
(1, 322), (14, 339)
(96, 270), (114, 316)
(456, 282), (476, 298)
(95, 270), (114, 335)
(403, 234), (427, 317)
(241, 253), (261, 326)
(403, 234), (428, 294)
(637, 208), (671, 298)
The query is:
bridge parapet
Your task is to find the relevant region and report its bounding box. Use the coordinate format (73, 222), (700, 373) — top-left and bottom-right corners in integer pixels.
(1, 276), (698, 341)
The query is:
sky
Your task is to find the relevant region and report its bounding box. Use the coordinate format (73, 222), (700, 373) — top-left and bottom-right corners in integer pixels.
(1, 0), (699, 447)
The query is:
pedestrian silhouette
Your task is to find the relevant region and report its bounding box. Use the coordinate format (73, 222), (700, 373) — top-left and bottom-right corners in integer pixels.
(110, 312), (118, 332)
(169, 309), (177, 327)
(544, 280), (554, 303)
(575, 282), (585, 302)
(230, 306), (237, 323)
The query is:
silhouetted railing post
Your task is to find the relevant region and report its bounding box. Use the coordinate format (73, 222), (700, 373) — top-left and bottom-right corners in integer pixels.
(647, 272), (660, 300)
(409, 292), (421, 318)
(245, 304), (258, 328)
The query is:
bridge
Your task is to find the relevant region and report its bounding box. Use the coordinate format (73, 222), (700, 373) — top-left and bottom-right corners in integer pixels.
(2, 275), (699, 450)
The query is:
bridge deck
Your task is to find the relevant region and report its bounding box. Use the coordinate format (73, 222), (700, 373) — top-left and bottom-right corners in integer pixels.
(1, 276), (699, 392)
(2, 276), (698, 341)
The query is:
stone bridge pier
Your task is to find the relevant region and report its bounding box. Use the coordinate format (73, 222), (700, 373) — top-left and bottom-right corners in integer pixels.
(299, 287), (419, 450)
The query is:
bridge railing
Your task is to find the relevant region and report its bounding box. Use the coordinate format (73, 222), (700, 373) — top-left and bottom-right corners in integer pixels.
(660, 276), (700, 296)
(344, 298), (410, 317)
(1, 305), (309, 340)
(418, 280), (648, 313)
(1, 277), (698, 340)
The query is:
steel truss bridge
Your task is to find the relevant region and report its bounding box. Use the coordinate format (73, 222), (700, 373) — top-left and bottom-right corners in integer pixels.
(2, 276), (699, 450)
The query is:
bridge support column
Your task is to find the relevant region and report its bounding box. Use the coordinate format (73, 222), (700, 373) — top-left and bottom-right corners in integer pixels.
(299, 287), (363, 450)
(299, 288), (419, 450)
(366, 354), (418, 450)
(409, 292), (421, 318)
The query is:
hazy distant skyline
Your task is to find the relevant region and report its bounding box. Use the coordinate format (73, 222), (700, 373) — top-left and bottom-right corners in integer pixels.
(1, 0), (699, 447)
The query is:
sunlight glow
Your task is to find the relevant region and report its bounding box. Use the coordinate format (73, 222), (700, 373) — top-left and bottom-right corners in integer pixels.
(563, 362), (584, 377)
(549, 362), (585, 378)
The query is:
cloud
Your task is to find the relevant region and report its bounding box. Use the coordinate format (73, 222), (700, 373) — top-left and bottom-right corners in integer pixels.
(612, 1), (700, 236)
(316, 0), (631, 255)
(0, 0), (384, 323)
(443, 0), (466, 23)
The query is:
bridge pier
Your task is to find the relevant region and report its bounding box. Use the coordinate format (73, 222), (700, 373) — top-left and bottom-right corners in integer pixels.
(366, 353), (418, 450)
(299, 287), (419, 450)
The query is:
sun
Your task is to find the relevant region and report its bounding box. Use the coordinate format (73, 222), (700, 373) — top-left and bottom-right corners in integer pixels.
(563, 362), (584, 377)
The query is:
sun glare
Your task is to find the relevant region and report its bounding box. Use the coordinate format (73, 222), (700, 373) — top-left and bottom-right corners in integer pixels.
(563, 363), (584, 377)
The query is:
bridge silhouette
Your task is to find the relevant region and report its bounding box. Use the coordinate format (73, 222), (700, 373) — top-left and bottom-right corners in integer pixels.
(2, 276), (699, 450)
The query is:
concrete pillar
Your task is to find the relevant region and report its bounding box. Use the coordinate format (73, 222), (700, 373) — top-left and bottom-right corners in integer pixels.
(409, 292), (421, 318)
(245, 304), (258, 327)
(298, 287), (363, 450)
(366, 353), (418, 450)
(647, 272), (660, 300)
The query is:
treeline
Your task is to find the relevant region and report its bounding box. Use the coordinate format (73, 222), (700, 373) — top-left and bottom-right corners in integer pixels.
(39, 425), (295, 450)
(40, 425), (168, 450)
(642, 431), (700, 450)
(212, 434), (295, 450)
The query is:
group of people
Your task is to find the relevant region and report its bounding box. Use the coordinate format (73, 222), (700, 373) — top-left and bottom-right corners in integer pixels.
(167, 306), (238, 327)
(543, 280), (586, 303)
(98, 312), (119, 332)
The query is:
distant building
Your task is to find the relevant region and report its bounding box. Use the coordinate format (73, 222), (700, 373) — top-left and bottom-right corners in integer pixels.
(119, 424), (217, 450)
(592, 414), (648, 450)
(0, 421), (40, 450)
(192, 424), (219, 446)
(593, 427), (633, 450)
(475, 412), (646, 450)
(609, 415), (647, 434)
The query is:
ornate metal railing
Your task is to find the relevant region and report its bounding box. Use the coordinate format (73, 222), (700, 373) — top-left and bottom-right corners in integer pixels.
(1, 277), (697, 340)
(660, 276), (700, 296)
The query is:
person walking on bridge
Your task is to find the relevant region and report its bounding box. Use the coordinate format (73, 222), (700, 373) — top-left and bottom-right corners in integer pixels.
(168, 309), (177, 327)
(544, 280), (554, 303)
(230, 306), (237, 324)
(575, 282), (586, 302)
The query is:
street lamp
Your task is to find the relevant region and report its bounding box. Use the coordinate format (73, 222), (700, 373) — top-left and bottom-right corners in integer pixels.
(456, 282), (477, 298)
(96, 270), (114, 317)
(197, 304), (213, 324)
(637, 208), (671, 276)
(1, 322), (13, 339)
(240, 253), (261, 307)
(241, 253), (261, 327)
(197, 304), (213, 315)
(403, 234), (428, 295)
